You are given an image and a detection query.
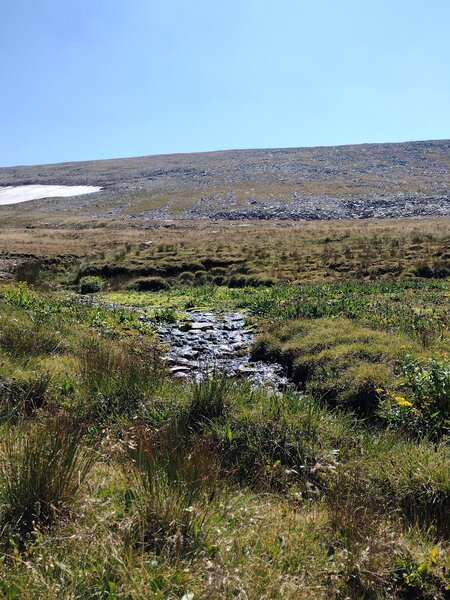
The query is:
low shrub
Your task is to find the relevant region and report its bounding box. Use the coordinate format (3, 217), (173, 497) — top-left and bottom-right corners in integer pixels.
(401, 355), (449, 413)
(127, 277), (171, 292)
(79, 275), (104, 294)
(391, 550), (448, 600)
(245, 280), (449, 347)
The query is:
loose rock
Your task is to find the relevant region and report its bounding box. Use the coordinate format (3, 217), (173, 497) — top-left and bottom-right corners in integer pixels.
(156, 310), (289, 388)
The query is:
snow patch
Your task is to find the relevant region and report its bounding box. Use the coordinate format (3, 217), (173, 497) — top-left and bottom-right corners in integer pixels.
(0, 185), (102, 206)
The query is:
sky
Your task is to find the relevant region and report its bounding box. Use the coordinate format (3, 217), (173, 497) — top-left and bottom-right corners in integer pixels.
(1, 0), (449, 166)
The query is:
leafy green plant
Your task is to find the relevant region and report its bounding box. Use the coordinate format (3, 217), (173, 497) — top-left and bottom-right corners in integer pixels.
(4, 282), (38, 309)
(247, 280), (449, 347)
(401, 355), (449, 412)
(152, 307), (177, 325)
(393, 547), (447, 597)
(377, 355), (450, 438)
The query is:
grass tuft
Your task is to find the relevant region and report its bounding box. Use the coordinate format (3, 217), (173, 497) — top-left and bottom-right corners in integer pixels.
(0, 413), (94, 541)
(122, 423), (220, 557)
(77, 335), (163, 419)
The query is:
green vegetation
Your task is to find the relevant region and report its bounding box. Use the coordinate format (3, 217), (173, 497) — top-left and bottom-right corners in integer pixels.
(0, 414), (94, 541)
(122, 423), (220, 556)
(79, 275), (104, 294)
(128, 276), (171, 292)
(252, 317), (415, 413)
(0, 215), (448, 598)
(2, 218), (448, 290)
(377, 355), (449, 439)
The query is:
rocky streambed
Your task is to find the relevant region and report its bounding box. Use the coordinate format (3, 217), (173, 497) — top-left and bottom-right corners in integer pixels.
(156, 310), (289, 388)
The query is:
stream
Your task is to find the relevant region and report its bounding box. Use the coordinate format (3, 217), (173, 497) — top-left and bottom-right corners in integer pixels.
(78, 297), (290, 389)
(155, 310), (289, 388)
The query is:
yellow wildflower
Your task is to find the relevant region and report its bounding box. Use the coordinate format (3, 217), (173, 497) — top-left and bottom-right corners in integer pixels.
(394, 395), (412, 407)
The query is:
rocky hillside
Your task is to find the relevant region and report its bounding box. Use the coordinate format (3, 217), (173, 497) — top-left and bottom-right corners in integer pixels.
(0, 139), (449, 220)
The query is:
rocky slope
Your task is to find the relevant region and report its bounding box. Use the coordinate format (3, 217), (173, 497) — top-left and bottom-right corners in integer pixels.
(0, 139), (448, 221)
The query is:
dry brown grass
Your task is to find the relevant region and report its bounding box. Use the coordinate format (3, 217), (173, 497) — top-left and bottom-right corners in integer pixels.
(1, 217), (447, 286)
(0, 217), (448, 255)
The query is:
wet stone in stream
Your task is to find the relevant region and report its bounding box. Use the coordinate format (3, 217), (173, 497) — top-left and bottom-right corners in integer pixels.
(156, 311), (289, 388)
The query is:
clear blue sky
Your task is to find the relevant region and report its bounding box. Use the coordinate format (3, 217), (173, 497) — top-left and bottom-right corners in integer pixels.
(1, 0), (449, 166)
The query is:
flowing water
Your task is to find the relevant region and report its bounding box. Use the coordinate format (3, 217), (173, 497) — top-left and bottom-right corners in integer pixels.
(156, 310), (289, 388)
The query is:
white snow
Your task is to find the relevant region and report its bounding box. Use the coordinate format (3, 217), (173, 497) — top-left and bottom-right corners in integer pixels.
(0, 185), (102, 206)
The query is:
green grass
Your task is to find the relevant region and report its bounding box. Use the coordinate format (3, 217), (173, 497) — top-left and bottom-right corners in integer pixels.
(63, 218), (449, 290)
(76, 336), (164, 420)
(0, 413), (94, 542)
(121, 422), (220, 556)
(251, 317), (422, 413)
(0, 272), (448, 598)
(339, 433), (450, 536)
(247, 279), (449, 347)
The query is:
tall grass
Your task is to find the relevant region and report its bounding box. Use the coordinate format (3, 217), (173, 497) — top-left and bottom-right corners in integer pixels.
(188, 373), (233, 426)
(211, 389), (352, 490)
(77, 336), (164, 419)
(0, 311), (63, 357)
(327, 463), (400, 598)
(122, 423), (219, 556)
(0, 414), (94, 540)
(330, 432), (450, 538)
(0, 373), (50, 423)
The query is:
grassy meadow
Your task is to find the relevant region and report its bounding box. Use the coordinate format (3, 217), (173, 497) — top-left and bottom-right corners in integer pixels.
(0, 217), (448, 598)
